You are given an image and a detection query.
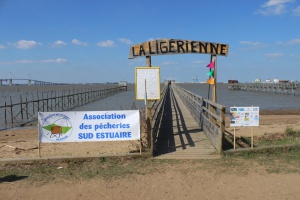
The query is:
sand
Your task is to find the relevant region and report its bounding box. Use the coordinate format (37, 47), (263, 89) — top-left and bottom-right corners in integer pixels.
(0, 114), (300, 199)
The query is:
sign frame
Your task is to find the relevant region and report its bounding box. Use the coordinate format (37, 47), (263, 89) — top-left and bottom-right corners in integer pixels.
(229, 106), (260, 127)
(38, 110), (140, 143)
(135, 67), (161, 100)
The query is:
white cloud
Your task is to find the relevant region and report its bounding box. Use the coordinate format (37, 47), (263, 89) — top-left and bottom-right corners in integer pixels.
(14, 40), (41, 49)
(293, 6), (300, 16)
(52, 40), (67, 48)
(72, 39), (88, 46)
(2, 58), (67, 64)
(257, 0), (294, 15)
(42, 58), (67, 63)
(240, 41), (262, 46)
(265, 53), (283, 57)
(96, 40), (115, 47)
(287, 39), (300, 44)
(119, 38), (132, 45)
(0, 44), (5, 49)
(161, 61), (178, 65)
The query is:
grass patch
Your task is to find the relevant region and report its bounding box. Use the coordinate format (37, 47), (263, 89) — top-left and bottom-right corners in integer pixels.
(223, 145), (300, 174)
(0, 156), (185, 183)
(234, 126), (300, 148)
(1, 146), (300, 184)
(255, 126), (300, 147)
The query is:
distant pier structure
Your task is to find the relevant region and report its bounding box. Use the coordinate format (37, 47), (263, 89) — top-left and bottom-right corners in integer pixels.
(228, 80), (299, 95)
(0, 79), (62, 86)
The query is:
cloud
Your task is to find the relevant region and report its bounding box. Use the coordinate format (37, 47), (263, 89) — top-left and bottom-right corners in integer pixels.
(52, 40), (67, 48)
(276, 39), (300, 45)
(265, 53), (283, 57)
(2, 58), (67, 64)
(240, 41), (262, 46)
(0, 44), (5, 49)
(96, 40), (115, 47)
(119, 38), (132, 45)
(287, 39), (300, 44)
(13, 40), (41, 49)
(161, 61), (178, 65)
(293, 6), (300, 15)
(42, 58), (67, 63)
(72, 39), (88, 46)
(257, 0), (294, 15)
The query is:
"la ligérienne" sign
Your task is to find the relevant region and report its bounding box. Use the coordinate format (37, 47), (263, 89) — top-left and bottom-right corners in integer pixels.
(129, 39), (229, 58)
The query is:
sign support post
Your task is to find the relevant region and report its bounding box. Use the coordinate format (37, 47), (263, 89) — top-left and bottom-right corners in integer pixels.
(234, 127), (236, 149)
(251, 127), (254, 149)
(146, 56), (152, 150)
(209, 54), (217, 125)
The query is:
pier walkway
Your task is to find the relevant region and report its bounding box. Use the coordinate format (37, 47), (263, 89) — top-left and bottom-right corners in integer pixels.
(153, 85), (220, 159)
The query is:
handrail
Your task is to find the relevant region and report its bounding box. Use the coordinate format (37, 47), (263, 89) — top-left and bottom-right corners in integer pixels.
(147, 82), (170, 154)
(172, 83), (226, 153)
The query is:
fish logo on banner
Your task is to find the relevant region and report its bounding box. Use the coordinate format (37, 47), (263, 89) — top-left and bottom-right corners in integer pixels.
(39, 113), (73, 142)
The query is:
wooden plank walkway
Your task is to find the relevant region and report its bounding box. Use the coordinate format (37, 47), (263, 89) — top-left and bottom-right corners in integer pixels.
(153, 86), (220, 159)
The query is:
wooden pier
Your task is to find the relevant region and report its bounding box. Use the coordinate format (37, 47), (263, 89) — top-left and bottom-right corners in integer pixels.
(228, 82), (299, 95)
(0, 86), (127, 128)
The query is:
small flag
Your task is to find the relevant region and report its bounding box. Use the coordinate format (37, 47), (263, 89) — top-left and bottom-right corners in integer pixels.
(207, 70), (214, 77)
(206, 62), (215, 69)
(206, 78), (215, 85)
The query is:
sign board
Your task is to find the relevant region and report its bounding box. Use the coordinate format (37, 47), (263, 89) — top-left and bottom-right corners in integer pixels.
(38, 110), (140, 143)
(230, 107), (259, 127)
(135, 67), (160, 100)
(129, 39), (229, 58)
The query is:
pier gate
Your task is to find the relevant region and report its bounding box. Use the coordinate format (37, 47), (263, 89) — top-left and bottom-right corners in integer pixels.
(129, 39), (229, 157)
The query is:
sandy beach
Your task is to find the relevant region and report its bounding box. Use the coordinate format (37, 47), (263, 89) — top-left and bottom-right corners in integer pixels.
(1, 114), (300, 199)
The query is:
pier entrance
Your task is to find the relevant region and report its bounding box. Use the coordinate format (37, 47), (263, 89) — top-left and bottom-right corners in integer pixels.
(153, 84), (219, 159)
(129, 38), (229, 158)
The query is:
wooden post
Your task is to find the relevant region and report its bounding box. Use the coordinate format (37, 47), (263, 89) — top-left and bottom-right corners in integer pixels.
(32, 92), (35, 115)
(37, 93), (40, 112)
(10, 96), (13, 125)
(140, 140), (142, 155)
(4, 97), (7, 127)
(251, 127), (254, 149)
(211, 54), (217, 103)
(220, 107), (226, 152)
(42, 92), (44, 112)
(38, 142), (41, 157)
(234, 127), (236, 149)
(20, 95), (24, 120)
(209, 55), (217, 125)
(26, 94), (29, 120)
(146, 56), (152, 151)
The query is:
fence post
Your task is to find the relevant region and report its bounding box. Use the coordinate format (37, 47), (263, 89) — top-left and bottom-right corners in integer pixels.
(4, 97), (7, 126)
(20, 94), (24, 120)
(220, 107), (226, 153)
(10, 96), (13, 125)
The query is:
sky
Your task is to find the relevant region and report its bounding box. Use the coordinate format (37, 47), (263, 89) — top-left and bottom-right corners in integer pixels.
(0, 0), (300, 84)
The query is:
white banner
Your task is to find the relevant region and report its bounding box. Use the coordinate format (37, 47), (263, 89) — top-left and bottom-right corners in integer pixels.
(38, 110), (140, 143)
(230, 107), (259, 127)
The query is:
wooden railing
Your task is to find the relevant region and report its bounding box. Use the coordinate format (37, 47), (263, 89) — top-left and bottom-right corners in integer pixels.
(172, 83), (226, 153)
(149, 82), (169, 154)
